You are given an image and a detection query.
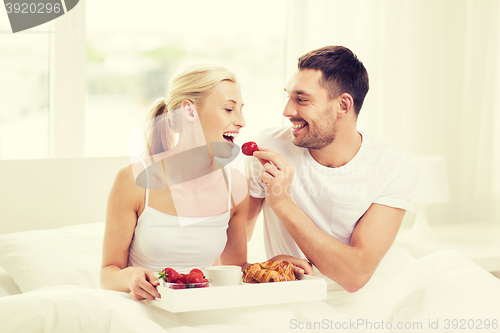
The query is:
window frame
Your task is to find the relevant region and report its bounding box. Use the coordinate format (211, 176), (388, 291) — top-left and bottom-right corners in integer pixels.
(49, 0), (86, 157)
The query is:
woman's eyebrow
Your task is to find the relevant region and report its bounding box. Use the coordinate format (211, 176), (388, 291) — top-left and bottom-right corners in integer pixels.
(223, 100), (244, 109)
(224, 99), (244, 106)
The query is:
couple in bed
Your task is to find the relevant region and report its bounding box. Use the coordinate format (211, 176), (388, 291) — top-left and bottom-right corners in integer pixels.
(101, 46), (417, 301)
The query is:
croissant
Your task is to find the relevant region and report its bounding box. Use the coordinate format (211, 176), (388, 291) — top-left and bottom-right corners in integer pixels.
(242, 260), (296, 283)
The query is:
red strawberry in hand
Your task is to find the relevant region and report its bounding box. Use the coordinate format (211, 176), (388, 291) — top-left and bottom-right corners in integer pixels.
(242, 141), (259, 156)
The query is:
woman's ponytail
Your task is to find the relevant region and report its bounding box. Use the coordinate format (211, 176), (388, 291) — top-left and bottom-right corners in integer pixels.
(144, 98), (175, 156)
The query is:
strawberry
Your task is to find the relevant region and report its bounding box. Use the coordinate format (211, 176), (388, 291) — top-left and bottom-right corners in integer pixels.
(179, 273), (189, 284)
(158, 267), (180, 283)
(186, 272), (204, 284)
(242, 141), (259, 156)
(172, 280), (186, 289)
(167, 270), (180, 283)
(189, 268), (204, 276)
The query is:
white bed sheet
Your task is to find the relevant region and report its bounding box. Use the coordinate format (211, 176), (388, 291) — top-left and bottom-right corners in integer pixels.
(1, 246), (499, 333)
(3, 155), (499, 332)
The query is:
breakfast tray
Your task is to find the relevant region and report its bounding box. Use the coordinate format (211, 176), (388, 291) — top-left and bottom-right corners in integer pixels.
(148, 275), (327, 313)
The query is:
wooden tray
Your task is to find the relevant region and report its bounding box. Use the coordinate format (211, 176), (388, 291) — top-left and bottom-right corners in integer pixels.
(148, 275), (327, 313)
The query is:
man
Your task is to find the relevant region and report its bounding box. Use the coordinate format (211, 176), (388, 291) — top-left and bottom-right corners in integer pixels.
(245, 46), (417, 292)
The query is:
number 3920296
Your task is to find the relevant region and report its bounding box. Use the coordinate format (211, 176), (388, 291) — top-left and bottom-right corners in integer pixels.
(5, 2), (62, 14)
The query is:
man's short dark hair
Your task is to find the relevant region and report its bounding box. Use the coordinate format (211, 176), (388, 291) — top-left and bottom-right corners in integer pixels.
(298, 46), (369, 116)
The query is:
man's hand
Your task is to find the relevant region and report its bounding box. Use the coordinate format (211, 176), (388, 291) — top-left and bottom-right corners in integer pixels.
(269, 254), (315, 277)
(253, 147), (295, 210)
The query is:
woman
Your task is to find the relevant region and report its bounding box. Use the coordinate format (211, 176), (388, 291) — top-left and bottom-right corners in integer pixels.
(100, 64), (249, 301)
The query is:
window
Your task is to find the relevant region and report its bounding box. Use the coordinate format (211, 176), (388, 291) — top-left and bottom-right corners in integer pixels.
(0, 11), (50, 160)
(84, 0), (287, 157)
(1, 1), (288, 160)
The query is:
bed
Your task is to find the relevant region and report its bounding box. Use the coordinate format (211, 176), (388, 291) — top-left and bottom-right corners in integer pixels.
(1, 157), (500, 333)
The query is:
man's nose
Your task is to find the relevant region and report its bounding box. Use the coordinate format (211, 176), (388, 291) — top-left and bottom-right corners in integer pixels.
(283, 98), (297, 118)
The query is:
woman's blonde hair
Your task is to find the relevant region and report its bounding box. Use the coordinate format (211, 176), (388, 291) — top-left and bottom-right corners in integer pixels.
(144, 64), (237, 155)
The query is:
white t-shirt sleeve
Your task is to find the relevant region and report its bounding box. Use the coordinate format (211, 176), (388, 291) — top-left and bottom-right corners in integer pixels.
(372, 157), (418, 212)
(245, 155), (266, 198)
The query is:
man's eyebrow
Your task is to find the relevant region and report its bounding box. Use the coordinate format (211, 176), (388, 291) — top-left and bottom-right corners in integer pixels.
(284, 87), (312, 96)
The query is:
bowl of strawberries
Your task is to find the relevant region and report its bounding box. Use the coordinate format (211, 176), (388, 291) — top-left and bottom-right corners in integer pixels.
(158, 267), (211, 289)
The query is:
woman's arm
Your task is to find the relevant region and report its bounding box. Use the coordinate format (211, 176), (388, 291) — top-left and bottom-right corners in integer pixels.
(246, 196), (264, 242)
(218, 169), (250, 271)
(100, 165), (161, 300)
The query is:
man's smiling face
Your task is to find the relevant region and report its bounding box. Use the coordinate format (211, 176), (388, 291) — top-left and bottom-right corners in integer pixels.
(283, 69), (337, 149)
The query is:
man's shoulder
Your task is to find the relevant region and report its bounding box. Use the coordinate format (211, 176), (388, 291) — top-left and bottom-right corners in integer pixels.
(362, 132), (399, 153)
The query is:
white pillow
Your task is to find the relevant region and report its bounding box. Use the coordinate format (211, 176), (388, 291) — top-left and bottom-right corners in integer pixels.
(0, 266), (21, 297)
(0, 223), (104, 293)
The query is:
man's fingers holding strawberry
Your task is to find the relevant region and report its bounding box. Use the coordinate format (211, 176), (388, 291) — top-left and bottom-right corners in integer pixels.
(261, 171), (274, 186)
(253, 147), (285, 168)
(262, 162), (278, 177)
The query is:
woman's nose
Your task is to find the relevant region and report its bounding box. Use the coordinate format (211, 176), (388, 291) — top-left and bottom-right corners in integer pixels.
(235, 110), (246, 128)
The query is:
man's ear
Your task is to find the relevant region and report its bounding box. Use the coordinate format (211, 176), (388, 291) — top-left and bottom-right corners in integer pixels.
(336, 93), (354, 119)
(181, 100), (197, 121)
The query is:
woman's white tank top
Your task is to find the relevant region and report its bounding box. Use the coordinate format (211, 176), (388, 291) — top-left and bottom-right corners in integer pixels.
(128, 160), (231, 274)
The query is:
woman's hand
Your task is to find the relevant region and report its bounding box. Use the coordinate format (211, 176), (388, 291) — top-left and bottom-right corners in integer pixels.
(124, 267), (162, 301)
(269, 254), (315, 277)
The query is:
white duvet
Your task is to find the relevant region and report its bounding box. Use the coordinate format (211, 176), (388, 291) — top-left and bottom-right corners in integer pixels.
(1, 247), (500, 333)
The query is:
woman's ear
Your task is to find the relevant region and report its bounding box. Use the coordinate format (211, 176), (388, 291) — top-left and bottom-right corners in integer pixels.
(181, 100), (197, 121)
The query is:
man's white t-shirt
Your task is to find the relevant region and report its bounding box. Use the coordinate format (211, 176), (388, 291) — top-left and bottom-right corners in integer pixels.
(245, 127), (418, 260)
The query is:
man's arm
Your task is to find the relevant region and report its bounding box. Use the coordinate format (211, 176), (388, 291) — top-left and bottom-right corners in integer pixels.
(246, 196), (264, 242)
(254, 147), (406, 292)
(272, 199), (404, 292)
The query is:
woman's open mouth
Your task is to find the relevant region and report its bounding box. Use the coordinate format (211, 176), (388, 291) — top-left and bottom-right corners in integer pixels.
(223, 132), (238, 143)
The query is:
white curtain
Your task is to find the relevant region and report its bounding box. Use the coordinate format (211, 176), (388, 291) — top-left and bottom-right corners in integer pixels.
(285, 0), (500, 225)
